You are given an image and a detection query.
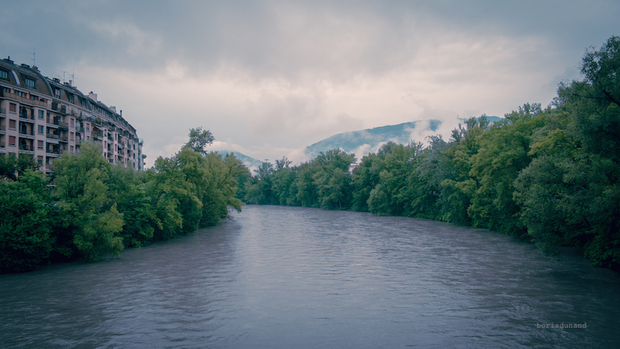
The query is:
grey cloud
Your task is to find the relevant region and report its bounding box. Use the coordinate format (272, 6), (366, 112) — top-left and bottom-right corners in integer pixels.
(3, 0), (619, 81)
(3, 0), (619, 167)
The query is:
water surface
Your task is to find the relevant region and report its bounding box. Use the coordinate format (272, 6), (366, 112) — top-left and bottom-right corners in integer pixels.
(1, 205), (619, 348)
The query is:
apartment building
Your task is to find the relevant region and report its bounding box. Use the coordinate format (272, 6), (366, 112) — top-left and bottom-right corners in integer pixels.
(0, 57), (145, 172)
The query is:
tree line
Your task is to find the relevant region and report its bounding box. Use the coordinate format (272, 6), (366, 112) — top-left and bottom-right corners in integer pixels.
(238, 36), (620, 270)
(0, 127), (247, 273)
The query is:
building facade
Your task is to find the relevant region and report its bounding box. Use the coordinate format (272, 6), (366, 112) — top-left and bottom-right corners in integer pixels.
(0, 57), (145, 172)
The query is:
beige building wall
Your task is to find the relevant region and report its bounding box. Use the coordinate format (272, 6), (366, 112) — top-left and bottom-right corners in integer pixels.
(0, 57), (146, 173)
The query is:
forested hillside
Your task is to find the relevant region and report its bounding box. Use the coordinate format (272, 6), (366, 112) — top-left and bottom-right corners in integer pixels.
(238, 36), (620, 270)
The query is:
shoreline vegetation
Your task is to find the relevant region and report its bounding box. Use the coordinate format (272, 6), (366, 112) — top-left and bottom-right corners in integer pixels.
(2, 36), (619, 274)
(237, 36), (620, 272)
(0, 127), (248, 273)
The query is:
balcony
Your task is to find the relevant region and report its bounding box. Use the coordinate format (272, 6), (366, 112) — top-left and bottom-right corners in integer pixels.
(58, 121), (68, 130)
(19, 130), (36, 140)
(46, 149), (61, 157)
(46, 119), (60, 128)
(94, 132), (103, 140)
(46, 133), (60, 139)
(19, 114), (35, 122)
(2, 91), (47, 107)
(0, 124), (5, 134)
(19, 144), (34, 155)
(59, 134), (68, 142)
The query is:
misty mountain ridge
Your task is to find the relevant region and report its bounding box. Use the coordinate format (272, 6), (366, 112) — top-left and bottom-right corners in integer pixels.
(304, 116), (501, 159)
(215, 151), (264, 169)
(219, 116), (501, 169)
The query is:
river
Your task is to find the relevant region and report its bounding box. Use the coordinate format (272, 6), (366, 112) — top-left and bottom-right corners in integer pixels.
(1, 205), (619, 348)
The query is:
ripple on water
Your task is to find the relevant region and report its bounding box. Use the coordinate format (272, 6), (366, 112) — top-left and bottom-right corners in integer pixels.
(1, 205), (619, 348)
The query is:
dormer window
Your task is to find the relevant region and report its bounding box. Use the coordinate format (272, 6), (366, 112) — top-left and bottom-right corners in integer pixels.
(0, 69), (8, 81)
(54, 88), (61, 99)
(25, 77), (36, 89)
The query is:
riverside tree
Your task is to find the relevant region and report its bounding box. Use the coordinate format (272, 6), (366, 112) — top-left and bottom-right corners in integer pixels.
(0, 127), (248, 273)
(238, 36), (620, 270)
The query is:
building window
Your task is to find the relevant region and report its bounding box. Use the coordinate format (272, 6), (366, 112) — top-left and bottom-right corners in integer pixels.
(0, 69), (9, 81)
(37, 156), (43, 166)
(37, 140), (44, 150)
(70, 145), (74, 152)
(70, 118), (74, 127)
(8, 136), (16, 146)
(70, 132), (74, 141)
(38, 110), (44, 119)
(9, 119), (16, 130)
(38, 125), (44, 134)
(9, 103), (16, 113)
(25, 78), (36, 89)
(86, 136), (90, 141)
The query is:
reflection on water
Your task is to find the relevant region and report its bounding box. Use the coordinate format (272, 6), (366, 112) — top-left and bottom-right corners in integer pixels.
(1, 205), (619, 348)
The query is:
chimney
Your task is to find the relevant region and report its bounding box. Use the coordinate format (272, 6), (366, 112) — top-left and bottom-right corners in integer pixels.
(89, 91), (97, 101)
(110, 106), (116, 113)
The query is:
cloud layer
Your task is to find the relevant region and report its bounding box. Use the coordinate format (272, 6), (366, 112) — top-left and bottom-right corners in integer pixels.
(2, 1), (619, 166)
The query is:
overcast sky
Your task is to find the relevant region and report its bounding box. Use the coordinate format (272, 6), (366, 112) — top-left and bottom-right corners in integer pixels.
(2, 0), (619, 166)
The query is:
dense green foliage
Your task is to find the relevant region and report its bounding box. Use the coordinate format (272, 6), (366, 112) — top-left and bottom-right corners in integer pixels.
(4, 37), (619, 273)
(0, 128), (247, 273)
(239, 37), (620, 270)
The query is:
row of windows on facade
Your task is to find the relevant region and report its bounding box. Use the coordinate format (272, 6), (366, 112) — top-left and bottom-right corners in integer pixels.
(5, 121), (78, 138)
(4, 120), (138, 151)
(2, 84), (140, 147)
(1, 69), (36, 89)
(3, 134), (139, 158)
(6, 101), (78, 123)
(5, 98), (136, 142)
(2, 81), (129, 133)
